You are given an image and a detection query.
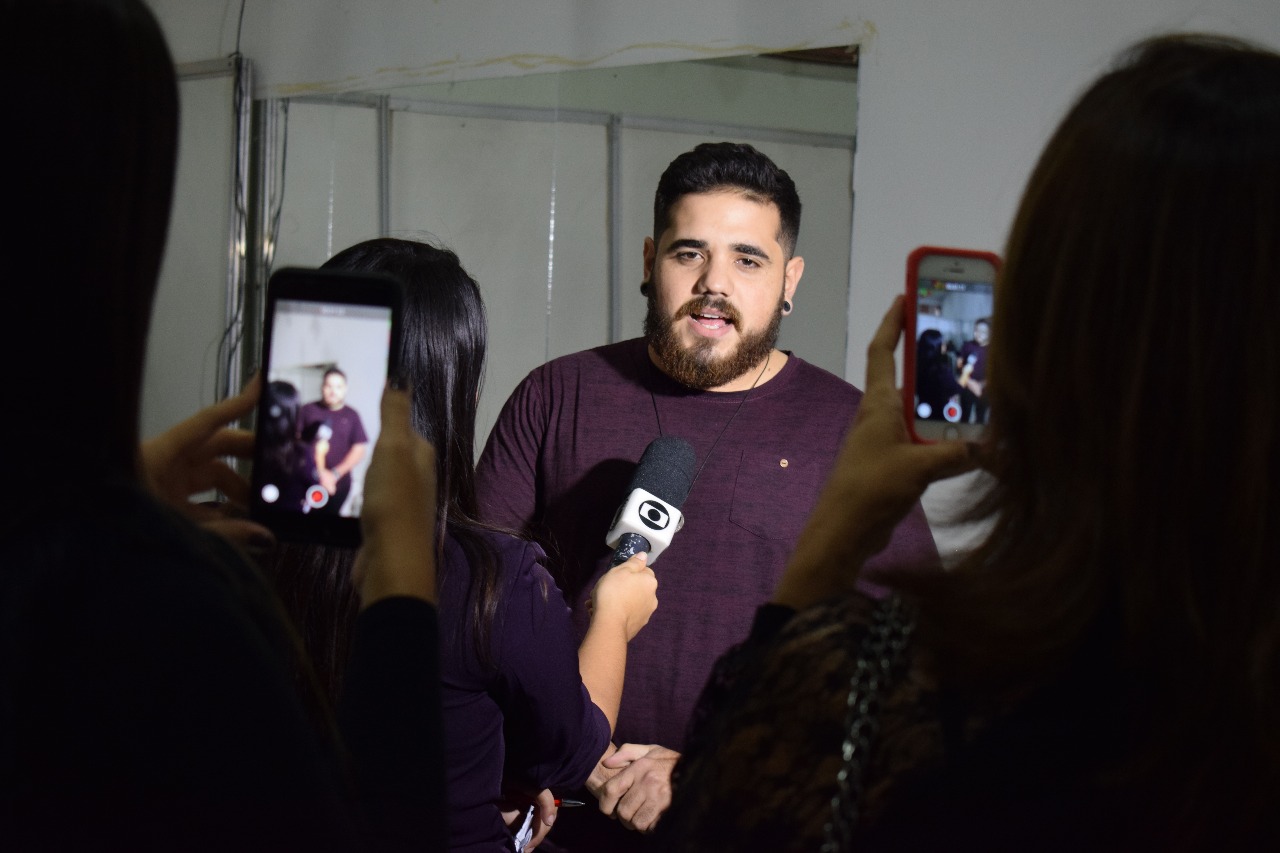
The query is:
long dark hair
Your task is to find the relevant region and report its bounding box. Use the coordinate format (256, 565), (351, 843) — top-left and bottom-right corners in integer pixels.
(262, 381), (302, 455)
(915, 329), (950, 371)
(10, 0), (178, 502)
(901, 33), (1280, 830)
(3, 0), (342, 752)
(269, 238), (510, 702)
(324, 239), (488, 518)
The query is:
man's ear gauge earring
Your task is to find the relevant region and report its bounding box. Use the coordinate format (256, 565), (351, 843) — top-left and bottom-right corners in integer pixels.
(782, 299), (793, 315)
(640, 281), (651, 296)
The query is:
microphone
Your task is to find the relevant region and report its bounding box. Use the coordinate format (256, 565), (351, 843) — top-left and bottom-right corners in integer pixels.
(605, 436), (696, 567)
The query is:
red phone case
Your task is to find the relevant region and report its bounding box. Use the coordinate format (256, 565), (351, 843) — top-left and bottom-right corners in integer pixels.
(902, 246), (1002, 444)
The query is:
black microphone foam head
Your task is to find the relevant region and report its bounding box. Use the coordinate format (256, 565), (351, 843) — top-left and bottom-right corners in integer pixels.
(629, 436), (697, 508)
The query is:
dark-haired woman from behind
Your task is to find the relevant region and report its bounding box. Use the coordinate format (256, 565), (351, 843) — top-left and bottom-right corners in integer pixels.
(660, 33), (1280, 851)
(3, 2), (444, 849)
(913, 328), (962, 422)
(267, 237), (659, 852)
(257, 379), (316, 512)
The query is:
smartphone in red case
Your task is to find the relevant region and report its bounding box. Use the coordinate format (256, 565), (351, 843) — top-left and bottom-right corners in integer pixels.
(902, 246), (1001, 443)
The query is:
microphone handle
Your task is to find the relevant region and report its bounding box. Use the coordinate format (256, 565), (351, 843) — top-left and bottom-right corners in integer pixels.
(610, 531), (652, 567)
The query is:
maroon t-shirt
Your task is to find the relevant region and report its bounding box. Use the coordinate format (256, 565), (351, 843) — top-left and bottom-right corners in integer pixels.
(298, 401), (367, 485)
(477, 339), (940, 758)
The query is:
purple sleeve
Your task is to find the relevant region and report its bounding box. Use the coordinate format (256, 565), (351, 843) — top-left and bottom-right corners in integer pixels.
(349, 407), (369, 445)
(476, 370), (546, 531)
(490, 542), (611, 790)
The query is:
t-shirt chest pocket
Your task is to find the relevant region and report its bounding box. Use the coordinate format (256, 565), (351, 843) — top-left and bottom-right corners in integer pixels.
(728, 449), (822, 541)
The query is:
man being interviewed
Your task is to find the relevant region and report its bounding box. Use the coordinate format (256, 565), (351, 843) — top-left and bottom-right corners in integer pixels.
(476, 142), (939, 851)
(299, 367), (369, 515)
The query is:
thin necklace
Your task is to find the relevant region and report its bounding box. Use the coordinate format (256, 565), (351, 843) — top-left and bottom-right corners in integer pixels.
(650, 350), (773, 490)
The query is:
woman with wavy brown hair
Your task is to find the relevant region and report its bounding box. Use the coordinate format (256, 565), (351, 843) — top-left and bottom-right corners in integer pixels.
(661, 33), (1280, 851)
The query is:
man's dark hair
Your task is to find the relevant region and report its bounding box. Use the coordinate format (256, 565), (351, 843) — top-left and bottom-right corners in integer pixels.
(322, 367), (347, 382)
(652, 142), (802, 256)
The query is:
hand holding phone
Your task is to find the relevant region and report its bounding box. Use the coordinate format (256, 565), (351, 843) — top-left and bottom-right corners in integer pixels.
(249, 267), (403, 546)
(351, 386), (438, 606)
(902, 246), (1000, 443)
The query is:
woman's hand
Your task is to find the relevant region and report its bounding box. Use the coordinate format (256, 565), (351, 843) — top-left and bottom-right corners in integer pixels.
(589, 553), (659, 642)
(140, 375), (275, 552)
(352, 385), (438, 607)
(500, 788), (559, 851)
(773, 297), (976, 610)
(141, 374), (260, 509)
(579, 554), (658, 732)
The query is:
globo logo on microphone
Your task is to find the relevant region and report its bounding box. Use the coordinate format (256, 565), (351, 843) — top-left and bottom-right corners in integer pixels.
(605, 487), (685, 565)
(638, 500), (671, 531)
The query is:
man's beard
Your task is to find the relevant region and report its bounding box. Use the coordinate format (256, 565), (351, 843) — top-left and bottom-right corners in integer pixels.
(644, 292), (783, 390)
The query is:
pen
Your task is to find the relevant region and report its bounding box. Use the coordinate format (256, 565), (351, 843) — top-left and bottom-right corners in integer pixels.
(554, 798), (586, 808)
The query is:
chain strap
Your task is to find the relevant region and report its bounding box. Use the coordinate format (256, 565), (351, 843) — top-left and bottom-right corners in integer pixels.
(820, 594), (915, 851)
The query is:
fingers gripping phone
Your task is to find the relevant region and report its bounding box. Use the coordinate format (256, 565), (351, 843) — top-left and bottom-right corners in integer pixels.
(249, 267), (403, 546)
(903, 246), (1001, 444)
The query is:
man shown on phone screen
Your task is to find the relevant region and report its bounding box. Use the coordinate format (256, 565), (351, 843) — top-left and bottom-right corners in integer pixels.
(957, 318), (990, 425)
(299, 367), (368, 515)
(475, 142), (940, 851)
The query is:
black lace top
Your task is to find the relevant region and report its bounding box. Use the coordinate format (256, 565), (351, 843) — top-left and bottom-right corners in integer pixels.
(657, 591), (1280, 852)
(658, 594), (944, 851)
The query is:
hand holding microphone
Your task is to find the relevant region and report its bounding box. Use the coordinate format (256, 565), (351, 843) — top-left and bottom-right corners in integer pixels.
(581, 437), (692, 738)
(605, 436), (697, 567)
(591, 553), (658, 642)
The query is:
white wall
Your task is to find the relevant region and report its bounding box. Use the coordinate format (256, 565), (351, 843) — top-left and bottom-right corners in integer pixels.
(143, 0), (1280, 558)
(145, 0), (1280, 383)
(142, 65), (239, 438)
(267, 100), (854, 449)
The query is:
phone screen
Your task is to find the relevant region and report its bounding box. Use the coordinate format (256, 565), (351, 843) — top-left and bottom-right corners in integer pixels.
(250, 267), (402, 546)
(905, 248), (999, 443)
